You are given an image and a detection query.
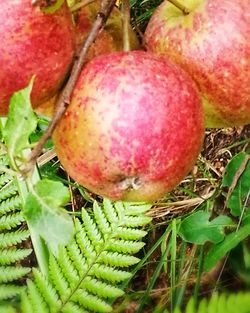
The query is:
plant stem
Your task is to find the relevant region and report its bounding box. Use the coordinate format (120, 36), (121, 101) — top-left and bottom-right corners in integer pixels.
(24, 0), (116, 174)
(167, 0), (190, 15)
(122, 0), (131, 51)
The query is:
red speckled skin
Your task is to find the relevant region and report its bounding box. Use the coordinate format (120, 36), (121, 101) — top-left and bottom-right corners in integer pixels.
(53, 51), (204, 202)
(0, 1), (75, 115)
(145, 0), (250, 127)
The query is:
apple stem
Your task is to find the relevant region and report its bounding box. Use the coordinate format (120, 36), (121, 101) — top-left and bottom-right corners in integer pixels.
(167, 0), (190, 15)
(122, 0), (131, 51)
(23, 0), (117, 174)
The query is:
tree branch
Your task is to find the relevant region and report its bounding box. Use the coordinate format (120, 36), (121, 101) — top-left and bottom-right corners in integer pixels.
(24, 0), (116, 174)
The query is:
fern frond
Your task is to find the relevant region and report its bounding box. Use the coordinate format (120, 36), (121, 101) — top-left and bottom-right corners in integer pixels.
(91, 264), (131, 282)
(22, 199), (151, 312)
(32, 268), (61, 312)
(0, 180), (18, 201)
(0, 229), (30, 248)
(0, 248), (32, 265)
(115, 226), (148, 240)
(0, 195), (22, 216)
(172, 292), (250, 313)
(80, 276), (124, 299)
(26, 279), (49, 313)
(0, 211), (24, 230)
(0, 304), (17, 313)
(0, 266), (31, 283)
(0, 154), (31, 307)
(107, 238), (145, 254)
(98, 251), (140, 267)
(0, 284), (25, 300)
(0, 173), (13, 188)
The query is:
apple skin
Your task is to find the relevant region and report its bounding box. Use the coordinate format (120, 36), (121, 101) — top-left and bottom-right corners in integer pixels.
(74, 1), (139, 61)
(35, 94), (58, 118)
(0, 0), (75, 115)
(53, 51), (204, 202)
(145, 0), (250, 127)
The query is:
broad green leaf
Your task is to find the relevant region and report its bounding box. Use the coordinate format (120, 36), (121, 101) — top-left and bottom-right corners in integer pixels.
(204, 222), (250, 272)
(3, 79), (37, 167)
(178, 211), (233, 245)
(222, 152), (250, 216)
(23, 179), (74, 255)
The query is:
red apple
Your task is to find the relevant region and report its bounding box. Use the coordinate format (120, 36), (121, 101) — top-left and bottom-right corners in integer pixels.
(53, 51), (204, 202)
(0, 0), (75, 115)
(145, 0), (250, 127)
(74, 1), (139, 61)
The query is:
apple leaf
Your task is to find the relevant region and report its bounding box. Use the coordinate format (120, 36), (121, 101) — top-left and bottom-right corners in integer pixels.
(2, 79), (37, 167)
(23, 179), (74, 255)
(222, 152), (250, 216)
(178, 211), (233, 245)
(204, 222), (250, 272)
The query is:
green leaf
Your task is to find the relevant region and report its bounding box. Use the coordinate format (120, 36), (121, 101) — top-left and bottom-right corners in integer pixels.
(222, 152), (250, 216)
(41, 0), (65, 13)
(23, 179), (74, 255)
(2, 79), (37, 167)
(178, 211), (233, 244)
(204, 222), (250, 272)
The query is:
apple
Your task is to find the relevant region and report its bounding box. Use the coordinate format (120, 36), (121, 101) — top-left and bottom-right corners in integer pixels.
(0, 0), (75, 115)
(35, 94), (58, 118)
(145, 0), (250, 127)
(74, 1), (139, 61)
(53, 51), (204, 202)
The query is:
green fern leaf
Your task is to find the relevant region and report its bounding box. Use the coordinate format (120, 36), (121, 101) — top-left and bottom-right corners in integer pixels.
(0, 229), (30, 248)
(25, 279), (49, 313)
(49, 255), (70, 300)
(20, 292), (33, 313)
(0, 212), (24, 230)
(61, 302), (89, 313)
(21, 199), (151, 312)
(91, 264), (131, 282)
(0, 266), (31, 283)
(0, 181), (18, 201)
(0, 284), (25, 300)
(98, 251), (140, 267)
(93, 201), (111, 236)
(0, 304), (17, 313)
(81, 277), (124, 299)
(33, 268), (61, 311)
(107, 239), (145, 254)
(0, 195), (22, 216)
(71, 290), (112, 313)
(0, 173), (13, 188)
(115, 227), (147, 240)
(0, 155), (31, 308)
(81, 209), (104, 247)
(172, 292), (250, 313)
(0, 248), (32, 265)
(121, 215), (152, 227)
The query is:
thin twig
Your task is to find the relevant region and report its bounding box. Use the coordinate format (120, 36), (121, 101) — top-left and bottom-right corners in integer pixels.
(167, 0), (190, 15)
(24, 0), (116, 174)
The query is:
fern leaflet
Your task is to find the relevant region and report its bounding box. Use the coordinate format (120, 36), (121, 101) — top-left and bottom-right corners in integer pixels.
(22, 199), (152, 312)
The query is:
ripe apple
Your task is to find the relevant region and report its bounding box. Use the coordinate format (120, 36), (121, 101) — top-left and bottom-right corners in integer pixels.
(145, 0), (250, 127)
(0, 0), (75, 115)
(74, 1), (139, 61)
(53, 51), (204, 202)
(35, 94), (58, 118)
